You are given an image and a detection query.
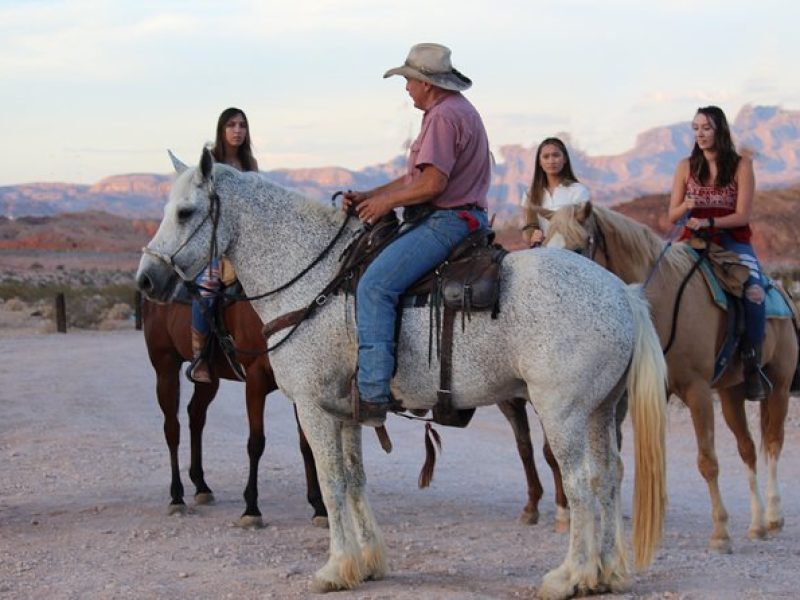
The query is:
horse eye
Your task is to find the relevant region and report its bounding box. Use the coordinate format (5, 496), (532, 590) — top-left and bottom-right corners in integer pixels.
(177, 207), (194, 221)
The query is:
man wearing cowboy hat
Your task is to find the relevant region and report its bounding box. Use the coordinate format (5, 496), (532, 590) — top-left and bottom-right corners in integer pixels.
(343, 42), (492, 426)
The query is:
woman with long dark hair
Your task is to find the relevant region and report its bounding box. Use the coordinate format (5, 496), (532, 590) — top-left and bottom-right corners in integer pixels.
(189, 108), (259, 383)
(522, 136), (590, 247)
(668, 105), (768, 400)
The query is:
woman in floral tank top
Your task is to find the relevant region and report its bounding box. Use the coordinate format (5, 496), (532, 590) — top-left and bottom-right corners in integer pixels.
(668, 105), (769, 401)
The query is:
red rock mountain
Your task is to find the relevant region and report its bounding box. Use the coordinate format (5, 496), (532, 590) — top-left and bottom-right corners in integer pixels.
(2, 105), (799, 228)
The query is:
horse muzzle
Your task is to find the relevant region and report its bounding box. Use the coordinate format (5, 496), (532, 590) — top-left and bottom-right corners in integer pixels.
(136, 256), (180, 303)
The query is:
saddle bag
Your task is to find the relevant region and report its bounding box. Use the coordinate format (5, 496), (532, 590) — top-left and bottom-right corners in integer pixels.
(438, 230), (507, 314)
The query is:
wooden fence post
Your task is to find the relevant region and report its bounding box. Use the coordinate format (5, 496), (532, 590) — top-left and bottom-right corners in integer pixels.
(55, 293), (67, 333)
(134, 290), (143, 331)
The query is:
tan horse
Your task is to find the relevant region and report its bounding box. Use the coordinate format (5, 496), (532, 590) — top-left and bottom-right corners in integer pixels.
(541, 201), (799, 553)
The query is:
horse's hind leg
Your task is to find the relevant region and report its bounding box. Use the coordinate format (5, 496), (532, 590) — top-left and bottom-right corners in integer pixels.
(590, 402), (629, 593)
(537, 411), (603, 600)
(294, 400), (364, 592)
(718, 387), (766, 539)
(497, 398), (544, 525)
(187, 380), (219, 505)
(295, 404), (328, 527)
(341, 420), (387, 582)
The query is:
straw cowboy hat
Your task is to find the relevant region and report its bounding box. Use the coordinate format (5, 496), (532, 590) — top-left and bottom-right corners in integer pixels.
(383, 43), (472, 91)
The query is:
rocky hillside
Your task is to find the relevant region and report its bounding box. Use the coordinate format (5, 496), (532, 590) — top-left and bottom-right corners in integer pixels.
(3, 105), (800, 225)
(0, 212), (158, 252)
(2, 185), (799, 270)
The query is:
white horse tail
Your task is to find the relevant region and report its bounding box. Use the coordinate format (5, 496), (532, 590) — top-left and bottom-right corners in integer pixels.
(624, 283), (668, 569)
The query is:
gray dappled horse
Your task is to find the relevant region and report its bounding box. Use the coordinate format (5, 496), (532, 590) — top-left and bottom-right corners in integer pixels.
(136, 149), (668, 600)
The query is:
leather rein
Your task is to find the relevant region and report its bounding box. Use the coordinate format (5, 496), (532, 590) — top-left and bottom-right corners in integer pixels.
(143, 187), (357, 354)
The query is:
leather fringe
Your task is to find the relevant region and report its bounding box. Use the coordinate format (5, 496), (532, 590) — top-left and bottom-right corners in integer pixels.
(418, 423), (442, 489)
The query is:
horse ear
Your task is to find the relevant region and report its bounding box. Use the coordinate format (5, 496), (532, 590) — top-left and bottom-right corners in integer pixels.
(167, 150), (188, 174)
(200, 147), (214, 181)
(575, 201), (593, 224)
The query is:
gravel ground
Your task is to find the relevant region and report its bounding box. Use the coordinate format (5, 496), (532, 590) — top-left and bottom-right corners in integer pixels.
(1, 328), (800, 599)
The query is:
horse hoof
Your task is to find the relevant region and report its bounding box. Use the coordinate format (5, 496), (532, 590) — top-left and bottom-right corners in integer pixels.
(519, 509), (539, 525)
(748, 526), (767, 540)
(310, 575), (345, 594)
(554, 519), (570, 534)
(167, 503), (187, 516)
(194, 492), (215, 505)
(237, 515), (265, 529)
(708, 538), (733, 554)
(767, 518), (785, 532)
(312, 516), (329, 529)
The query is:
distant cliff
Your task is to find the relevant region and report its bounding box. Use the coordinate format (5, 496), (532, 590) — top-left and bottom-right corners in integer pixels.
(3, 105), (800, 224)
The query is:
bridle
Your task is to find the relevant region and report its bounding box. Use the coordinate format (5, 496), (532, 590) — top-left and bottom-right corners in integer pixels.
(574, 212), (610, 266)
(142, 187), (222, 282)
(143, 183), (356, 353)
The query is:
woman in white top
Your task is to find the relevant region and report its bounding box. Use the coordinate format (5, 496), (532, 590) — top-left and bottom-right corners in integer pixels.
(522, 136), (591, 246)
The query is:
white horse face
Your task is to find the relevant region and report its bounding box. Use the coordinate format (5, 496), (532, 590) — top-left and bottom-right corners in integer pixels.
(136, 148), (227, 301)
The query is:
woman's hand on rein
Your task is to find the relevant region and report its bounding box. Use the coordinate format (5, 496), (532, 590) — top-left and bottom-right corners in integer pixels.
(686, 217), (712, 231)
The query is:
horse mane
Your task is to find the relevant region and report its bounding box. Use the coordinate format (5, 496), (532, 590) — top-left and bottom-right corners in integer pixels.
(213, 164), (345, 229)
(590, 205), (694, 276)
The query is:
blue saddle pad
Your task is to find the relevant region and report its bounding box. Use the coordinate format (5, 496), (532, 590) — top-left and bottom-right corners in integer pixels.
(685, 247), (795, 319)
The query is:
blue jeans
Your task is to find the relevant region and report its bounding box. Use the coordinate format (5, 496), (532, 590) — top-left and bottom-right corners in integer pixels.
(192, 258), (220, 335)
(718, 232), (766, 346)
(356, 208), (489, 403)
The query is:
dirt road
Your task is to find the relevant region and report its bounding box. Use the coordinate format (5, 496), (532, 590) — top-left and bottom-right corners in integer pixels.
(1, 330), (799, 599)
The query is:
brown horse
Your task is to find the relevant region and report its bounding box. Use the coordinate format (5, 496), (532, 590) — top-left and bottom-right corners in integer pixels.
(542, 201), (799, 552)
(141, 295), (327, 527)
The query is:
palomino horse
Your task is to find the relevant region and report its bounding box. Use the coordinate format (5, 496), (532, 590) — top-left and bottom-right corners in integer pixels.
(136, 149), (668, 600)
(141, 296), (327, 527)
(542, 201), (799, 553)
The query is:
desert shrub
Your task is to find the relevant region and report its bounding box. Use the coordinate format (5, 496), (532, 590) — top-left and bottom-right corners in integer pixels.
(0, 281), (139, 330)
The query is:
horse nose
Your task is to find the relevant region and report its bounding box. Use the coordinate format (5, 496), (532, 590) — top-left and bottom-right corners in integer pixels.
(137, 272), (154, 296)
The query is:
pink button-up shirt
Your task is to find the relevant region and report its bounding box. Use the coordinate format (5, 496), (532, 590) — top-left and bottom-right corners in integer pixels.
(406, 92), (491, 209)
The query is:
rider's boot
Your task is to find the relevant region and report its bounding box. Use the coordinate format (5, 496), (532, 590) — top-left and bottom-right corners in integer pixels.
(187, 328), (212, 384)
(742, 343), (771, 401)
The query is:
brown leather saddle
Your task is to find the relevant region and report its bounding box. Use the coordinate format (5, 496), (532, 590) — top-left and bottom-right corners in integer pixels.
(335, 210), (509, 427)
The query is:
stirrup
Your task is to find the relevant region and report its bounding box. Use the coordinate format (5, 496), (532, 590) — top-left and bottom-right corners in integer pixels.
(744, 368), (772, 402)
(217, 333), (246, 382)
(186, 358), (212, 384)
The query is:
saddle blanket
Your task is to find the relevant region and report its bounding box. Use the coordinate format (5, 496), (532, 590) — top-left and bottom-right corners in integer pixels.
(686, 247), (796, 319)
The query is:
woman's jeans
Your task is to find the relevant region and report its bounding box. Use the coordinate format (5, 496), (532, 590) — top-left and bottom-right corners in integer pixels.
(192, 257), (221, 335)
(355, 208), (489, 403)
(718, 232), (766, 346)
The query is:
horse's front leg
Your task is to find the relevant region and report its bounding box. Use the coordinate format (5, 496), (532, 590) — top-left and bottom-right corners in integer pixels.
(239, 369), (268, 528)
(682, 380), (732, 552)
(295, 400), (364, 592)
(718, 388), (766, 539)
(341, 420), (387, 581)
(294, 404), (328, 527)
(154, 361), (186, 514)
(187, 380), (219, 505)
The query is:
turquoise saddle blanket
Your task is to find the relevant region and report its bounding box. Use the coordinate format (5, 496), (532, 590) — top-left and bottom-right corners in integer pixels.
(686, 247), (795, 319)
